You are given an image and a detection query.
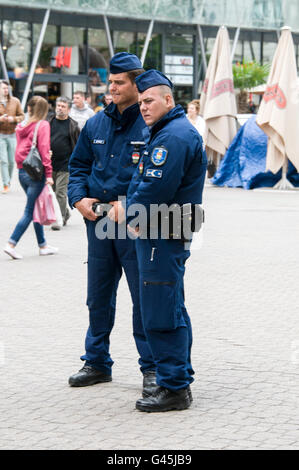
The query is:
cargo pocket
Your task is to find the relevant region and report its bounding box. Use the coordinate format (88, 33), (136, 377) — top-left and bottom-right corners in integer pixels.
(141, 279), (180, 331)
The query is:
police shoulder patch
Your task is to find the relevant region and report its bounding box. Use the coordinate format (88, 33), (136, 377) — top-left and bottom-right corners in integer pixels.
(151, 147), (168, 166)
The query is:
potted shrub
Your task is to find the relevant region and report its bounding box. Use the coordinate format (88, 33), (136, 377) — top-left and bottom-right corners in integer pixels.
(233, 60), (270, 113)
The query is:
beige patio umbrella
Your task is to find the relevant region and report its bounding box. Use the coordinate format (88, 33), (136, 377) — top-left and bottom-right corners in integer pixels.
(200, 25), (237, 166)
(256, 26), (299, 189)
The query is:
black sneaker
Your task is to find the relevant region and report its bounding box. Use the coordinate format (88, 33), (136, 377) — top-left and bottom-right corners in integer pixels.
(136, 386), (191, 412)
(68, 365), (112, 387)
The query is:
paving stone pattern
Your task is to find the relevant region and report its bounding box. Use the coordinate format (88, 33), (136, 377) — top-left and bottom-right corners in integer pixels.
(0, 177), (299, 450)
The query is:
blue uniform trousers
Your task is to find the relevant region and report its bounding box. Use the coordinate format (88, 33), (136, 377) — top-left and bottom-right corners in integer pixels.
(135, 237), (194, 391)
(81, 219), (155, 375)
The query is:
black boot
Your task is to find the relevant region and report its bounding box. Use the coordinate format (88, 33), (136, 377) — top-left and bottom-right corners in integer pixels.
(136, 386), (191, 412)
(187, 385), (193, 403)
(142, 370), (158, 398)
(68, 364), (112, 387)
(143, 372), (193, 401)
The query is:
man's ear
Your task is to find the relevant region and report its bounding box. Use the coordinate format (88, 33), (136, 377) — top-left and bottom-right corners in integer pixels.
(165, 93), (173, 107)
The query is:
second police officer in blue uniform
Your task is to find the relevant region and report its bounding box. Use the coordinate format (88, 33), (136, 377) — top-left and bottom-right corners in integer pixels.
(67, 53), (157, 396)
(110, 70), (207, 412)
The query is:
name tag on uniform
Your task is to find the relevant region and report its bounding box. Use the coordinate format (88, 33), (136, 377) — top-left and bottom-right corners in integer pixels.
(93, 139), (106, 144)
(145, 168), (163, 178)
(130, 141), (145, 146)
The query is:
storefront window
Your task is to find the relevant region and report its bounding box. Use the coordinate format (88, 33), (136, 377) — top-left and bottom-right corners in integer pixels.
(88, 28), (109, 108)
(113, 31), (136, 54)
(61, 26), (85, 73)
(233, 40), (262, 63)
(165, 34), (194, 108)
(263, 41), (278, 64)
(141, 34), (162, 70)
(34, 24), (58, 72)
(2, 21), (31, 74)
(88, 28), (109, 84)
(166, 33), (193, 56)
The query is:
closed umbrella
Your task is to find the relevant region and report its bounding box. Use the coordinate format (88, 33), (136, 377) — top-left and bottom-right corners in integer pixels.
(256, 26), (299, 189)
(200, 26), (237, 167)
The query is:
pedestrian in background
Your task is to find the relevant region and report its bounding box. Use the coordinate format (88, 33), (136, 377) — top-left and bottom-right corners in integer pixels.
(48, 96), (80, 230)
(3, 96), (58, 260)
(93, 93), (113, 113)
(0, 80), (24, 193)
(69, 91), (95, 130)
(103, 92), (113, 107)
(187, 99), (206, 137)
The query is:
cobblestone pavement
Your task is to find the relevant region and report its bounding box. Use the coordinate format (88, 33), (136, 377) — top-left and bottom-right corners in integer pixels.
(0, 175), (299, 450)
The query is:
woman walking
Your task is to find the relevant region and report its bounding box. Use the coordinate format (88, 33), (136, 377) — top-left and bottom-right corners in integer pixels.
(4, 96), (58, 260)
(186, 99), (206, 137)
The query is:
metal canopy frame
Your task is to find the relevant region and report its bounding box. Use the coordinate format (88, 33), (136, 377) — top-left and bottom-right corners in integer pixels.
(103, 15), (114, 58)
(0, 40), (9, 81)
(33, 73), (88, 83)
(21, 8), (50, 108)
(140, 0), (160, 66)
(197, 25), (207, 75)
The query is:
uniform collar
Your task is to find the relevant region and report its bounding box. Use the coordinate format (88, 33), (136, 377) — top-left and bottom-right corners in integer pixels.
(104, 102), (140, 128)
(149, 105), (185, 140)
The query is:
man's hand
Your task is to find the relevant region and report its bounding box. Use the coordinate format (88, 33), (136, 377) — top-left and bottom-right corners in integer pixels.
(74, 198), (100, 221)
(127, 225), (140, 238)
(108, 200), (125, 224)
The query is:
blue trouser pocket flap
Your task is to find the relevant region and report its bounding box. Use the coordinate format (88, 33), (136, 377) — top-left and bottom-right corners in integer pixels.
(141, 279), (180, 331)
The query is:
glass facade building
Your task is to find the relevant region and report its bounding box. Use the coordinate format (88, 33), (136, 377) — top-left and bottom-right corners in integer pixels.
(3, 0), (299, 31)
(0, 0), (299, 107)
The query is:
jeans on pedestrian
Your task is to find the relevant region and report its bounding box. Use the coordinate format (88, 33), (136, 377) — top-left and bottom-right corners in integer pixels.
(9, 169), (47, 247)
(0, 133), (16, 187)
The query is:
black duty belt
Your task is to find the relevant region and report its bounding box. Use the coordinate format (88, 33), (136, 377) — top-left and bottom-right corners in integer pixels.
(149, 203), (205, 242)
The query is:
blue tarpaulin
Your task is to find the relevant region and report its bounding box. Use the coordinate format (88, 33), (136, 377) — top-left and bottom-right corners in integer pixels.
(212, 115), (299, 189)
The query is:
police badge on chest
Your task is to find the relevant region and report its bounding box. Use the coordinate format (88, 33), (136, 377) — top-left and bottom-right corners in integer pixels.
(130, 141), (145, 165)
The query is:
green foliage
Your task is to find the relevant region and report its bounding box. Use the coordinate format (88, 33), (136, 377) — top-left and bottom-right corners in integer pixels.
(233, 61), (270, 90)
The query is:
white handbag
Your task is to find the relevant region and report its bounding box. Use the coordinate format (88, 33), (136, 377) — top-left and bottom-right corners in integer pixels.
(47, 185), (63, 227)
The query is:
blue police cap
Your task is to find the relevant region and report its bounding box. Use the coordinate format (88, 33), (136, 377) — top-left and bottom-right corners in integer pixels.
(109, 52), (143, 74)
(135, 70), (173, 93)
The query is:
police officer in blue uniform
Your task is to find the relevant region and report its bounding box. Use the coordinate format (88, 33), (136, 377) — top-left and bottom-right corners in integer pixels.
(67, 53), (156, 395)
(110, 70), (207, 412)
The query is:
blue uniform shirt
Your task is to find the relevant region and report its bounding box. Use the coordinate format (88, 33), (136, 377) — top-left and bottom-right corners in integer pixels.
(127, 105), (207, 219)
(68, 102), (146, 207)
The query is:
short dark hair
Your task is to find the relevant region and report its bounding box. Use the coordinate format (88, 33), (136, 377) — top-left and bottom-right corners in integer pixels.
(56, 96), (71, 108)
(73, 91), (85, 98)
(0, 80), (9, 87)
(127, 68), (145, 84)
